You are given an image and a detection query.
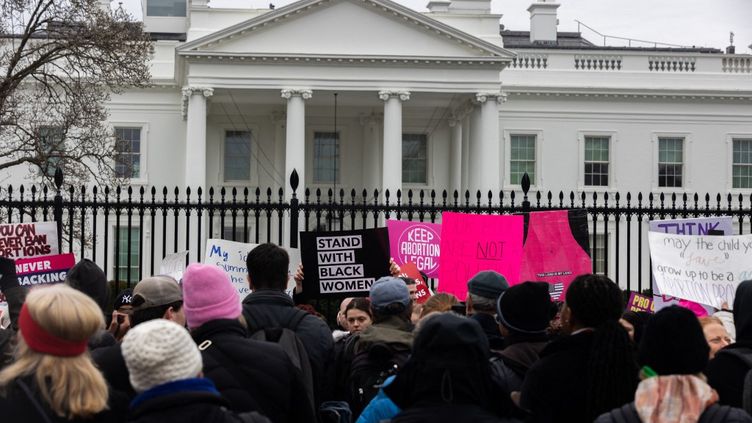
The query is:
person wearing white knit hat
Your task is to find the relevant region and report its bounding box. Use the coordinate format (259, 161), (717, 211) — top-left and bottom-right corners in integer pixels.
(122, 319), (271, 423)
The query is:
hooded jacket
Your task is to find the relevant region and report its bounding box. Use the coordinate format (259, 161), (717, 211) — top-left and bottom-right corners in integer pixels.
(64, 259), (117, 350)
(706, 280), (752, 407)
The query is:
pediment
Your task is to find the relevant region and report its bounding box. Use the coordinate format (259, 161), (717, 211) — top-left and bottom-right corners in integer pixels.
(178, 0), (514, 61)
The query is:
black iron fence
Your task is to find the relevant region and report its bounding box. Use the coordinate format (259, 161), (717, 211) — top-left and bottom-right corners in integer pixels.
(3, 169), (752, 299)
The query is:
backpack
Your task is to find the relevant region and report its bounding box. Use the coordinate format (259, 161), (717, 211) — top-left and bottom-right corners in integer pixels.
(346, 340), (410, 417)
(244, 309), (316, 415)
(318, 400), (353, 423)
(716, 347), (752, 415)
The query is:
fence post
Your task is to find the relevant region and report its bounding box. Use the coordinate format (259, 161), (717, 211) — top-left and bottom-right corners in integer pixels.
(289, 169), (299, 248)
(521, 172), (531, 212)
(53, 168), (64, 253)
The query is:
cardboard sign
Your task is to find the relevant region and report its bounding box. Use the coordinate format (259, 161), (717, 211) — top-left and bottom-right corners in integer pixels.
(438, 212), (524, 301)
(300, 228), (390, 297)
(399, 262), (432, 304)
(627, 291), (654, 313)
(0, 222), (58, 258)
(387, 220), (441, 277)
(204, 239), (301, 301)
(519, 210), (592, 301)
(15, 253), (75, 287)
(649, 216), (733, 310)
(160, 251), (188, 281)
(648, 232), (752, 309)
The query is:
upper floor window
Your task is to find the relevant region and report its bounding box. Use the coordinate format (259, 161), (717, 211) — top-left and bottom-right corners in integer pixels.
(39, 126), (64, 177)
(658, 137), (684, 188)
(115, 127), (142, 179)
(733, 138), (752, 189)
(313, 131), (339, 184)
(224, 130), (251, 182)
(510, 134), (536, 185)
(584, 136), (610, 187)
(146, 0), (186, 17)
(402, 133), (427, 184)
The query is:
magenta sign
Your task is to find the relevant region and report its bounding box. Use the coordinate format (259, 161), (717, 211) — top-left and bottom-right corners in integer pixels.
(387, 220), (442, 277)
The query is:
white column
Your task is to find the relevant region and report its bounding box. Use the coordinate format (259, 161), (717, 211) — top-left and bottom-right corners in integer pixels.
(379, 90), (410, 201)
(449, 118), (463, 195)
(476, 92), (506, 195)
(468, 105), (482, 194)
(183, 86), (213, 190)
(360, 114), (382, 191)
(281, 89), (312, 201)
(271, 111), (286, 192)
(461, 114), (470, 193)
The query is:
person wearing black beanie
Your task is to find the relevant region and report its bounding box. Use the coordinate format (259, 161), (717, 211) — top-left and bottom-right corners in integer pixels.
(596, 306), (751, 422)
(490, 282), (555, 394)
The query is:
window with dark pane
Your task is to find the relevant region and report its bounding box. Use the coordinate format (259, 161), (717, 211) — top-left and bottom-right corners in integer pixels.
(584, 136), (609, 186)
(39, 127), (64, 177)
(733, 139), (752, 189)
(658, 137), (683, 188)
(510, 134), (536, 185)
(402, 133), (427, 184)
(115, 127), (142, 179)
(314, 131), (339, 184)
(224, 130), (251, 182)
(115, 227), (140, 283)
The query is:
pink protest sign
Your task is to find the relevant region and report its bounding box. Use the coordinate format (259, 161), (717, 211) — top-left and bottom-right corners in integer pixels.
(15, 253), (76, 287)
(438, 212), (523, 301)
(387, 220), (441, 277)
(519, 210), (592, 301)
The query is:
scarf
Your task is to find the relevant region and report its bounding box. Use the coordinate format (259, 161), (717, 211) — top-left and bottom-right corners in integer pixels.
(635, 375), (718, 423)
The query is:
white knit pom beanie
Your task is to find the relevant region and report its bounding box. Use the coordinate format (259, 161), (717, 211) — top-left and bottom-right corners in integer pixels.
(121, 319), (203, 393)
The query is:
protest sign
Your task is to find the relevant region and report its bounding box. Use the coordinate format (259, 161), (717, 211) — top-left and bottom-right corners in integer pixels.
(0, 221), (58, 259)
(398, 262), (432, 304)
(160, 251), (188, 281)
(300, 228), (390, 297)
(627, 291), (654, 313)
(649, 216), (733, 310)
(204, 239), (301, 300)
(15, 253), (75, 287)
(648, 232), (752, 309)
(387, 220), (441, 278)
(519, 209), (592, 301)
(438, 212), (524, 301)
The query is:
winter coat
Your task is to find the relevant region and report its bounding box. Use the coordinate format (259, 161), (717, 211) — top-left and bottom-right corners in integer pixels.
(191, 318), (316, 423)
(519, 330), (596, 423)
(0, 376), (126, 423)
(707, 280), (752, 408)
(92, 343), (137, 400)
(392, 404), (522, 423)
(595, 402), (752, 423)
(490, 337), (548, 393)
(242, 289), (334, 404)
(355, 375), (400, 423)
(354, 315), (414, 354)
(127, 378), (270, 423)
(471, 312), (505, 351)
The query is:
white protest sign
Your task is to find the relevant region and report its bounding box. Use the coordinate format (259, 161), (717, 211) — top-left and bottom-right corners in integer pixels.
(0, 221), (58, 258)
(160, 251), (188, 281)
(648, 232), (752, 309)
(204, 239), (301, 301)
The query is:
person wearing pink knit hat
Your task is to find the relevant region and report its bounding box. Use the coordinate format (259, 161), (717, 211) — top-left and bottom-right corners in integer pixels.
(182, 263), (315, 423)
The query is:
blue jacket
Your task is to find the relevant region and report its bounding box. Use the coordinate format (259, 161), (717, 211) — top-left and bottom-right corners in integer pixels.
(356, 376), (400, 423)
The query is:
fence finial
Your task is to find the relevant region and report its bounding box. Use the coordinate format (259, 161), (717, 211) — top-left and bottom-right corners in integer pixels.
(54, 168), (63, 189)
(290, 169), (299, 193)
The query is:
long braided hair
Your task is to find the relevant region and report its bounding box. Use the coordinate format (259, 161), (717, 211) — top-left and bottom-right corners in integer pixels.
(565, 274), (638, 420)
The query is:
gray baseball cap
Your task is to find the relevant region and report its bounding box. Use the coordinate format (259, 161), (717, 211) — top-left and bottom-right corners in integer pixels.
(132, 275), (182, 311)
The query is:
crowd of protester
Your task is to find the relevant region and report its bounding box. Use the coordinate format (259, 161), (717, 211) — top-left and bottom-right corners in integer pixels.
(1, 243), (752, 422)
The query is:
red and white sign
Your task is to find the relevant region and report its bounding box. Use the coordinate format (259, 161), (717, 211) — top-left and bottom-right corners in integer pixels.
(399, 262), (432, 304)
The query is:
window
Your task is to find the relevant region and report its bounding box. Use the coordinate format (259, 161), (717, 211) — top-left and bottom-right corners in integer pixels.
(115, 127), (141, 179)
(402, 134), (427, 184)
(224, 130), (252, 182)
(584, 136), (610, 186)
(223, 225), (247, 242)
(39, 127), (64, 177)
(115, 227), (140, 283)
(590, 233), (607, 275)
(510, 134), (536, 185)
(146, 0), (186, 17)
(658, 137), (684, 187)
(313, 132), (339, 184)
(733, 138), (752, 189)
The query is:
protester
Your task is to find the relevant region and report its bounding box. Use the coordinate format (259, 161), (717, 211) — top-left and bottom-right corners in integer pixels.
(706, 280), (752, 408)
(596, 306), (751, 423)
(490, 282), (555, 394)
(122, 319), (270, 423)
(242, 243), (334, 407)
(519, 274), (638, 422)
(0, 257), (26, 369)
(0, 284), (125, 421)
(65, 259), (117, 350)
(92, 275), (184, 400)
(621, 311), (650, 345)
(107, 288), (134, 342)
(384, 313), (519, 422)
(333, 297), (354, 341)
(466, 270), (509, 350)
(345, 297), (373, 334)
(700, 316), (733, 359)
(418, 293), (459, 319)
(182, 263), (315, 423)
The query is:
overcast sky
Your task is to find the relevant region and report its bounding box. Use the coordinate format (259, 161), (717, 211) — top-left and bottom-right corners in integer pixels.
(120, 0), (752, 52)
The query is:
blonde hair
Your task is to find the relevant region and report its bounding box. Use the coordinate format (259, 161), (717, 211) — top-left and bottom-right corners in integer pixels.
(699, 316), (724, 328)
(419, 293), (459, 319)
(0, 284), (108, 419)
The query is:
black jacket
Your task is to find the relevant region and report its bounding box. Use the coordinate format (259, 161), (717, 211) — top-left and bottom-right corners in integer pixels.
(471, 312), (505, 351)
(92, 343), (137, 401)
(519, 331), (595, 423)
(242, 289), (334, 404)
(595, 402), (752, 423)
(191, 319), (316, 423)
(490, 336), (548, 394)
(392, 404), (522, 423)
(707, 280), (752, 408)
(0, 376), (125, 423)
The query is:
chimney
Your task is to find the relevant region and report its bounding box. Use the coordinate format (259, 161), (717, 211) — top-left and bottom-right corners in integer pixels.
(426, 0), (451, 13)
(528, 0), (560, 44)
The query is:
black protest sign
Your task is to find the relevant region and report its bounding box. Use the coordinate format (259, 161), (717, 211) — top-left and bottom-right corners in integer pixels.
(300, 228), (390, 298)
